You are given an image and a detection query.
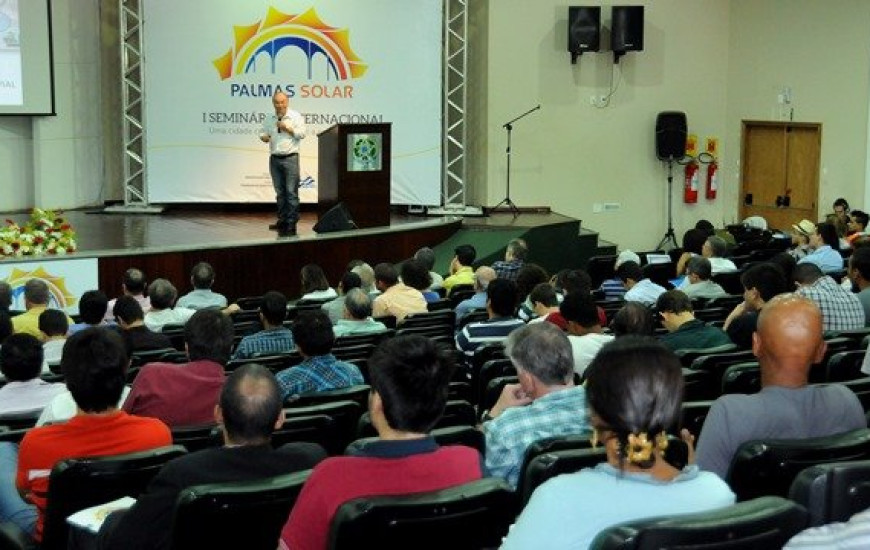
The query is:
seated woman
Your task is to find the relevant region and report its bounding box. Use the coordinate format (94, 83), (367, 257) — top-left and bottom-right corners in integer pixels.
(500, 336), (734, 549)
(299, 264), (338, 302)
(400, 259), (439, 303)
(798, 221), (844, 273)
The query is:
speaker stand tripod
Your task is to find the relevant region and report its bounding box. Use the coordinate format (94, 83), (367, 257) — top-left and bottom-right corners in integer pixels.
(655, 160), (680, 250)
(492, 104), (541, 217)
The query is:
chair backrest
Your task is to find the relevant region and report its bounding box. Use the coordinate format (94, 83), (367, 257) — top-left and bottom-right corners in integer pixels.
(727, 428), (870, 501)
(130, 347), (177, 367)
(327, 478), (518, 550)
(159, 323), (187, 351)
(225, 353), (301, 374)
(331, 343), (377, 362)
(682, 368), (716, 402)
(690, 349), (757, 399)
(426, 298), (452, 312)
(170, 469), (310, 550)
(445, 283), (474, 299)
(679, 400), (715, 439)
(720, 361), (761, 395)
(448, 288), (476, 309)
(586, 255), (617, 289)
(481, 375), (519, 413)
(641, 262), (674, 289)
(810, 337), (860, 383)
(456, 308), (488, 330)
(345, 425), (486, 456)
(789, 458), (870, 527)
(447, 381), (472, 403)
(401, 309), (456, 329)
(334, 329), (394, 350)
(476, 357), (516, 405)
(519, 447), (606, 506)
(235, 296), (263, 310)
(825, 350), (867, 383)
(283, 401), (364, 455)
(0, 411), (40, 431)
(355, 400), (477, 439)
(171, 424), (221, 452)
(589, 496), (808, 550)
(711, 270), (745, 295)
(704, 294), (744, 311)
(287, 384), (371, 409)
(42, 445), (187, 550)
(676, 343), (739, 368)
(692, 307), (728, 323)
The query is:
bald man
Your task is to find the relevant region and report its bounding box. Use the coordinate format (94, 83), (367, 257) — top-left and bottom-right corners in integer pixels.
(696, 294), (865, 479)
(259, 89), (307, 237)
(454, 266), (497, 325)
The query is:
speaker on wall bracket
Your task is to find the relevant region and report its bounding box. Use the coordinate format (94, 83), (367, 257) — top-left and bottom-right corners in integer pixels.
(568, 6), (600, 64)
(313, 202), (357, 233)
(611, 5), (644, 64)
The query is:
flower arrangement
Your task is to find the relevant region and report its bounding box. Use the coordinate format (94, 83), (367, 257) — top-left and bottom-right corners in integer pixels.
(0, 209), (78, 257)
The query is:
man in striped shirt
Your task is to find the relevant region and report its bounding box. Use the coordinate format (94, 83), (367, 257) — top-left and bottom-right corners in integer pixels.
(456, 278), (524, 355)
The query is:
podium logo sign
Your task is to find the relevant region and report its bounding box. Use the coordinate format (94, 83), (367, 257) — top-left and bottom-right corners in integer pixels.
(348, 134), (382, 172)
(213, 6), (367, 100)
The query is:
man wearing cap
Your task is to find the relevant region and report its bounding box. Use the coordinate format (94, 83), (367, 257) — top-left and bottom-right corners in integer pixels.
(789, 220), (815, 261)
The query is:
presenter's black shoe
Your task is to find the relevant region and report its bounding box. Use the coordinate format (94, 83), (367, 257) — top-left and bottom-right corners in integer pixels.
(277, 225), (297, 237)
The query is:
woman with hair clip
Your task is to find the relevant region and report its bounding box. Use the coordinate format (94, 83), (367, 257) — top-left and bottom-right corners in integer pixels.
(500, 336), (734, 549)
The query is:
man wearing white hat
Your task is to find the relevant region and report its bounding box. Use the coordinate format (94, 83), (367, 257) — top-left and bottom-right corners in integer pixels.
(789, 219), (816, 261)
(597, 250), (640, 301)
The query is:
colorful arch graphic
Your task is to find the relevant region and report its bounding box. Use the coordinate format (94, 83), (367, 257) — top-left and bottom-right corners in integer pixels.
(6, 267), (77, 310)
(213, 6), (367, 81)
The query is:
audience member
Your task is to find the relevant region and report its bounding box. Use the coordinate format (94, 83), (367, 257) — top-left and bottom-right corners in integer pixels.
(655, 290), (732, 352)
(38, 309), (68, 370)
(828, 197), (851, 238)
(849, 246), (870, 325)
(0, 334), (65, 416)
(515, 263), (549, 321)
(560, 292), (614, 374)
(401, 259), (439, 302)
(103, 268), (151, 322)
(483, 323), (590, 488)
(95, 365), (326, 550)
(679, 256), (727, 300)
(696, 295), (865, 479)
(769, 251), (798, 284)
(332, 289), (388, 338)
(617, 261), (666, 306)
(143, 279), (195, 331)
(454, 266), (497, 324)
(280, 335), (482, 550)
(175, 262), (228, 310)
(798, 221), (844, 272)
(456, 278), (523, 356)
(598, 250), (639, 300)
(793, 262), (864, 332)
(789, 219), (815, 261)
(492, 238), (528, 281)
(610, 302), (655, 337)
(371, 263), (426, 322)
(0, 282), (11, 346)
(232, 291), (295, 360)
(112, 296), (173, 353)
(527, 282), (567, 330)
(299, 264), (337, 302)
(501, 336), (734, 549)
(414, 247), (444, 290)
(676, 228), (708, 276)
(123, 309), (232, 426)
(9, 328), (171, 542)
(723, 263), (788, 349)
(846, 209), (869, 246)
(350, 261), (377, 296)
(67, 290), (109, 334)
(321, 272), (362, 324)
(784, 506), (870, 549)
(275, 310), (363, 401)
(702, 235), (737, 274)
(442, 244), (476, 293)
(11, 279), (71, 338)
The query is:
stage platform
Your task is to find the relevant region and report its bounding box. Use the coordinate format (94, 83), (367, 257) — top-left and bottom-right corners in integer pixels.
(0, 207), (608, 301)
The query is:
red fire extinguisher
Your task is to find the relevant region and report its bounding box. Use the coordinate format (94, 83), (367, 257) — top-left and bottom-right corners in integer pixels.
(706, 161), (718, 200)
(684, 161), (699, 204)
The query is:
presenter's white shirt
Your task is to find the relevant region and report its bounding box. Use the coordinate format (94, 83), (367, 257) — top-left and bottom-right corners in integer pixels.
(260, 110), (307, 155)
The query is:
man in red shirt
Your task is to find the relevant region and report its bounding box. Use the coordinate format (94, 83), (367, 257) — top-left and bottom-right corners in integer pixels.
(15, 328), (171, 542)
(279, 335), (483, 550)
(123, 309), (232, 426)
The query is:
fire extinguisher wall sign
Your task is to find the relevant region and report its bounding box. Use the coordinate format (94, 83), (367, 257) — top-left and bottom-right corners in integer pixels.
(684, 161), (699, 204)
(706, 161), (718, 200)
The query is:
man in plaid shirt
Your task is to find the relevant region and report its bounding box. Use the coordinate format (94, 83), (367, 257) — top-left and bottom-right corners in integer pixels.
(492, 238), (528, 282)
(793, 263), (865, 333)
(482, 322), (590, 488)
(232, 291), (295, 360)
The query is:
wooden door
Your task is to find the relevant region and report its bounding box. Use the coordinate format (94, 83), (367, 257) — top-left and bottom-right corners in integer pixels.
(740, 121), (821, 231)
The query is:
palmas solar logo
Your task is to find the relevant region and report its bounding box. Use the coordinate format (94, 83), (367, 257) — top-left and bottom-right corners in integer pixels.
(213, 6), (367, 99)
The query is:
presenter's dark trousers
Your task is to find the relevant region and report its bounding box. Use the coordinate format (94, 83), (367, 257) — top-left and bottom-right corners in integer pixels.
(269, 153), (300, 230)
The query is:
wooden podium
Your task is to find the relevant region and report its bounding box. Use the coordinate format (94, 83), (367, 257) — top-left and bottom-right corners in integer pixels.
(317, 123), (391, 229)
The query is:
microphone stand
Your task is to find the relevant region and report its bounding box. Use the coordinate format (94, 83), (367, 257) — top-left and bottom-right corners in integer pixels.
(492, 104), (541, 217)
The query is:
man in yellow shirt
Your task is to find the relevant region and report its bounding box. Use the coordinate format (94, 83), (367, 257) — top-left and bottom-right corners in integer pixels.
(12, 279), (72, 338)
(442, 244), (477, 293)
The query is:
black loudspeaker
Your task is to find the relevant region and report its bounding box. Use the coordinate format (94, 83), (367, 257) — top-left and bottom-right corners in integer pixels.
(568, 6), (600, 63)
(655, 111), (687, 161)
(611, 6), (644, 53)
(313, 202), (356, 233)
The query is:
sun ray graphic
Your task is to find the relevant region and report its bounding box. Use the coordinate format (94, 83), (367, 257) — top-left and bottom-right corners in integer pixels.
(6, 267), (78, 309)
(213, 7), (367, 81)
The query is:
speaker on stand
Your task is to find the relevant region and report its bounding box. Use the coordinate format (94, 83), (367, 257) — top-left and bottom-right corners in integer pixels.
(654, 111), (687, 250)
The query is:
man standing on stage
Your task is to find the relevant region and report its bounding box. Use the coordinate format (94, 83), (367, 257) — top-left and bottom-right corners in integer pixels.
(260, 89), (306, 237)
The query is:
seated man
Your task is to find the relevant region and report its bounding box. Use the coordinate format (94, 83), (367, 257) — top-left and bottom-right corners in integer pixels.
(616, 261), (666, 306)
(123, 309), (232, 426)
(696, 295), (866, 479)
(232, 291), (295, 360)
(321, 272), (362, 325)
(332, 289), (388, 338)
(279, 335), (483, 550)
(12, 279), (72, 338)
(103, 267), (151, 322)
(492, 238), (528, 282)
(414, 247), (444, 290)
(559, 292), (614, 374)
(371, 263), (427, 323)
(723, 263), (788, 349)
(846, 209), (870, 246)
(143, 279), (196, 332)
(96, 364), (326, 550)
(656, 290), (732, 352)
(702, 235), (738, 274)
(113, 295), (173, 353)
(454, 266), (497, 324)
(39, 309), (68, 371)
(275, 310), (364, 401)
(456, 278), (524, 356)
(793, 262), (865, 333)
(527, 282), (566, 330)
(0, 334), (65, 417)
(12, 328), (171, 542)
(598, 250), (639, 301)
(175, 262), (228, 310)
(442, 244), (477, 293)
(68, 290), (110, 334)
(848, 246), (870, 325)
(483, 323), (590, 489)
(679, 256), (728, 300)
